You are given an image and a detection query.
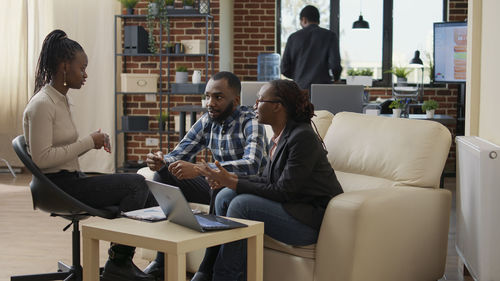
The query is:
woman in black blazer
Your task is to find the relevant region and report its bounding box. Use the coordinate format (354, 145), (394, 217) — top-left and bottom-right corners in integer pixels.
(191, 80), (343, 281)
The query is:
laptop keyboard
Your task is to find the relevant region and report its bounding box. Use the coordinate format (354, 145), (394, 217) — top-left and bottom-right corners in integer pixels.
(195, 214), (231, 230)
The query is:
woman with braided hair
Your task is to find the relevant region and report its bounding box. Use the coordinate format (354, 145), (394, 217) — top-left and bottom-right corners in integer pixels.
(23, 29), (155, 281)
(191, 79), (344, 281)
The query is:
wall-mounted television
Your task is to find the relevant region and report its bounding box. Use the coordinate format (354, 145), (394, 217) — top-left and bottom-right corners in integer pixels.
(433, 22), (467, 83)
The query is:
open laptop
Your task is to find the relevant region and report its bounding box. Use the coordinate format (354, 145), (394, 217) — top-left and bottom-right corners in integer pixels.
(310, 84), (364, 114)
(146, 180), (247, 232)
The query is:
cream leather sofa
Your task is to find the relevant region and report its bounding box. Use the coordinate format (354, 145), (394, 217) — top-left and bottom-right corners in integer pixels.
(138, 111), (452, 281)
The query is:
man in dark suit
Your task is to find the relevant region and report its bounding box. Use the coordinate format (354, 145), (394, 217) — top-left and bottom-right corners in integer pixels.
(281, 5), (342, 92)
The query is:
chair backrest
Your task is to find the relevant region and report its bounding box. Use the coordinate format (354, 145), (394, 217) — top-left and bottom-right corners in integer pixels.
(310, 84), (364, 115)
(12, 135), (116, 219)
(240, 81), (267, 106)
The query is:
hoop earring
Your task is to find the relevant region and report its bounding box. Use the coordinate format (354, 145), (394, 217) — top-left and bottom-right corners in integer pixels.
(63, 71), (67, 87)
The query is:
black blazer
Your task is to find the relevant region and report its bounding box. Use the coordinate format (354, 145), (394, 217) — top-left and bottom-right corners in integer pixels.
(281, 24), (342, 91)
(236, 120), (343, 230)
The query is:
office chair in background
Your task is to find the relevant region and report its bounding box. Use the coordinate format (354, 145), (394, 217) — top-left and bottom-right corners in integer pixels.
(11, 135), (118, 281)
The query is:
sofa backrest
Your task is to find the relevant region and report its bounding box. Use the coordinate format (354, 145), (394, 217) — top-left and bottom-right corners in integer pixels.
(323, 112), (451, 192)
(264, 110), (334, 143)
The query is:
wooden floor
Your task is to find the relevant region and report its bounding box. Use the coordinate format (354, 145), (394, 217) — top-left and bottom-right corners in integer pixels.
(0, 172), (472, 281)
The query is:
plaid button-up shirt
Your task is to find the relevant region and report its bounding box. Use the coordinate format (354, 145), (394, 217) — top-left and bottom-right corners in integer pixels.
(164, 106), (268, 175)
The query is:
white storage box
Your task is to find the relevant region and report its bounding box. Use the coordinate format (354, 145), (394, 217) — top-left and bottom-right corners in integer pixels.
(346, 75), (373, 87)
(181, 40), (207, 54)
(121, 73), (159, 93)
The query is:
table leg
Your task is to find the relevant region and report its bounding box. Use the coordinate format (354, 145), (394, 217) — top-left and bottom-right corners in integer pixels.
(82, 236), (99, 281)
(165, 252), (186, 281)
(247, 234), (263, 281)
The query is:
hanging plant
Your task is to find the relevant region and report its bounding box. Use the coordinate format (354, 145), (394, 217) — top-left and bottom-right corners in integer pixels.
(147, 0), (170, 54)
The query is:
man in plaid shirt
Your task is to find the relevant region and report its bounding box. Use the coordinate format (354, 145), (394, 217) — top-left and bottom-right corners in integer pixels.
(144, 71), (268, 278)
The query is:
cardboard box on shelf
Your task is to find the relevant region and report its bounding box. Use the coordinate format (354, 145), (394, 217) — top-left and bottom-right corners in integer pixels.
(181, 40), (207, 55)
(121, 73), (159, 93)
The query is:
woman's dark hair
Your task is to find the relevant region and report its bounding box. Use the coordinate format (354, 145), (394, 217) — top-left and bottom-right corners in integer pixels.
(269, 79), (315, 123)
(34, 29), (84, 94)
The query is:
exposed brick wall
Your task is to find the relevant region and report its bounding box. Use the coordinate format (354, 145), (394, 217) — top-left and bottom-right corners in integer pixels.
(121, 0), (465, 171)
(120, 0), (220, 164)
(448, 0), (468, 21)
(233, 0), (276, 81)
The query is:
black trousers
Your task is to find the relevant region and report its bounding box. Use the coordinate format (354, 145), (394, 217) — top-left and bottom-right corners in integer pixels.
(153, 165), (220, 213)
(46, 170), (156, 213)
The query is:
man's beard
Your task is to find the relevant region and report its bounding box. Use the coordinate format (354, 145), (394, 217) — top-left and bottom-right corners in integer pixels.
(210, 101), (234, 123)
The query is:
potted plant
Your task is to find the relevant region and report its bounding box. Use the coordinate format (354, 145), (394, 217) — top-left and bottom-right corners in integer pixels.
(346, 68), (373, 86)
(165, 42), (175, 54)
(165, 0), (174, 9)
(175, 66), (189, 83)
(118, 0), (139, 15)
(156, 111), (169, 131)
(422, 99), (439, 119)
(388, 99), (405, 118)
(385, 66), (413, 85)
(425, 51), (434, 85)
(147, 0), (169, 54)
(183, 0), (194, 9)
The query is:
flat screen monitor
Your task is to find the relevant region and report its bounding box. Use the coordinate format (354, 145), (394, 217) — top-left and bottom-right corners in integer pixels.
(433, 22), (467, 83)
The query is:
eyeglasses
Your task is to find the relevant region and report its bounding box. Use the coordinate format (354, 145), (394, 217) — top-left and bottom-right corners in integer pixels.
(255, 98), (282, 106)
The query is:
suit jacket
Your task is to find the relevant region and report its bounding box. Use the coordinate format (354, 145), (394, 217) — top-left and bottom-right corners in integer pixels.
(236, 120), (343, 230)
(281, 24), (342, 91)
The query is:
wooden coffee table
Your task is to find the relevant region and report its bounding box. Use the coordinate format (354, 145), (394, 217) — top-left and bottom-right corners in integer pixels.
(82, 217), (264, 281)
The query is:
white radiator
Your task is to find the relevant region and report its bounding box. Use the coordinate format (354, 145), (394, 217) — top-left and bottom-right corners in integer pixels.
(456, 136), (500, 281)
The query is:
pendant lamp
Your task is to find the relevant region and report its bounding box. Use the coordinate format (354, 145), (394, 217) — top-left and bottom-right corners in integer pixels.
(353, 0), (369, 29)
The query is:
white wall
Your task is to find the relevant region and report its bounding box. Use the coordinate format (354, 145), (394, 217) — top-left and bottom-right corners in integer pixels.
(466, 0), (500, 145)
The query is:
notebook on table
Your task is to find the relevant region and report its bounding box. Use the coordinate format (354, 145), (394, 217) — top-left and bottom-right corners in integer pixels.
(145, 180), (247, 232)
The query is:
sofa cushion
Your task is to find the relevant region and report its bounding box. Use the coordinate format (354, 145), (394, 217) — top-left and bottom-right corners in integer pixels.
(311, 110), (334, 139)
(324, 112), (451, 190)
(334, 171), (398, 192)
(264, 235), (316, 259)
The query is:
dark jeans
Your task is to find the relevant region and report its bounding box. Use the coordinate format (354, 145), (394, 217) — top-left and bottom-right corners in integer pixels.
(211, 188), (319, 281)
(46, 170), (156, 212)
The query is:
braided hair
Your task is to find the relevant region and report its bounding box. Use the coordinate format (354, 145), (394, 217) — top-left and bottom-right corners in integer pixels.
(34, 29), (84, 94)
(269, 79), (315, 123)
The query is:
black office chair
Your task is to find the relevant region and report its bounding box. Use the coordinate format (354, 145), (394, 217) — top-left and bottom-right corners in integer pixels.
(11, 135), (119, 281)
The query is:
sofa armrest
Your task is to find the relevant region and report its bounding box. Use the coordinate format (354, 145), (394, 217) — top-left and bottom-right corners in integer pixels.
(315, 187), (451, 281)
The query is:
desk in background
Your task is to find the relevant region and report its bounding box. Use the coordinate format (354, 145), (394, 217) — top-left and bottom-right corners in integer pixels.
(379, 114), (456, 126)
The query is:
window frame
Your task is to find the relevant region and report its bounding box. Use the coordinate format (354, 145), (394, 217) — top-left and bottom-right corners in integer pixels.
(277, 0), (448, 87)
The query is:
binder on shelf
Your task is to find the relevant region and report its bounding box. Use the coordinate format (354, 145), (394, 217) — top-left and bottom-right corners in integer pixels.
(121, 116), (149, 131)
(124, 25), (149, 54)
(171, 83), (206, 94)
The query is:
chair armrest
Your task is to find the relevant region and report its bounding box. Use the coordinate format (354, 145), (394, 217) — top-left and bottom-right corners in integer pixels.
(315, 187), (451, 281)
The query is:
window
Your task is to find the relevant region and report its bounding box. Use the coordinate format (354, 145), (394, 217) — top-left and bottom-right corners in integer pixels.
(279, 0), (330, 54)
(339, 1), (383, 79)
(393, 0), (443, 84)
(279, 0), (445, 86)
